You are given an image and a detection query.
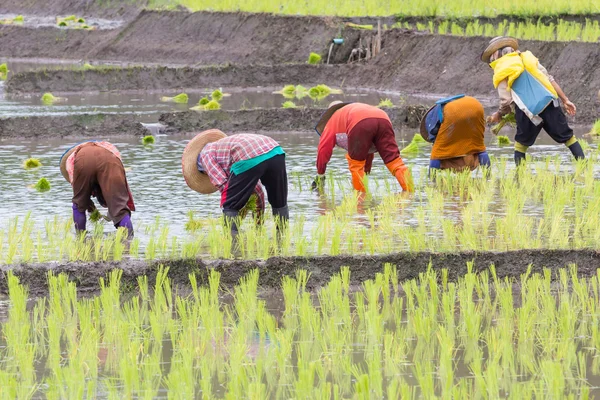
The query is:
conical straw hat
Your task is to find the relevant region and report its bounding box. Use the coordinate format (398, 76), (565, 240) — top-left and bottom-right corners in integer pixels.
(314, 101), (353, 135)
(181, 129), (227, 194)
(481, 36), (519, 63)
(59, 142), (88, 183)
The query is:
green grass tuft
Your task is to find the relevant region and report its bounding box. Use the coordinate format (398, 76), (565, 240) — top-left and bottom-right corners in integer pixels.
(142, 135), (155, 145)
(34, 178), (51, 192)
(308, 52), (322, 64)
(282, 101), (297, 108)
(204, 100), (221, 110)
(211, 89), (224, 101)
(497, 135), (511, 146)
(161, 93), (189, 104)
(198, 97), (210, 105)
(377, 98), (393, 108)
(23, 158), (42, 169)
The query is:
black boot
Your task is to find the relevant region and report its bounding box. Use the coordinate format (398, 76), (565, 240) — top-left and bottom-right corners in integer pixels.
(272, 206), (289, 229)
(223, 209), (240, 238)
(568, 141), (585, 160)
(514, 151), (526, 166)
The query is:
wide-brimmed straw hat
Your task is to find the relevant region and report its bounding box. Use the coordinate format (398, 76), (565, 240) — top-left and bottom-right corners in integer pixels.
(481, 36), (519, 63)
(419, 105), (437, 142)
(59, 142), (87, 183)
(314, 101), (352, 135)
(181, 129), (227, 194)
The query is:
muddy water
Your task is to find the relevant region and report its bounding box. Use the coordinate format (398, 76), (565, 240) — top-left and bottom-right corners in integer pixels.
(0, 129), (594, 243)
(0, 13), (123, 29)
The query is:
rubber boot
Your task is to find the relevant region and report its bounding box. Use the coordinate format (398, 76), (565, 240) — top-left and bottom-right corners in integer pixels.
(385, 157), (414, 192)
(116, 213), (134, 239)
(272, 205), (289, 229)
(567, 141), (585, 160)
(345, 154), (367, 192)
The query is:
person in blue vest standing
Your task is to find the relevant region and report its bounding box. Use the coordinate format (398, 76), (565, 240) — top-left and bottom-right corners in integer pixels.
(482, 37), (584, 165)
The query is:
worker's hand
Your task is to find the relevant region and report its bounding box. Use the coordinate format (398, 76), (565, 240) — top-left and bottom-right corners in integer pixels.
(486, 112), (502, 124)
(563, 99), (576, 116)
(311, 175), (325, 192)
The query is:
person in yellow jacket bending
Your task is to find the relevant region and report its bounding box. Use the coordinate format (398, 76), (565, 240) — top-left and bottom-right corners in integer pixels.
(483, 36), (584, 165)
(313, 101), (413, 193)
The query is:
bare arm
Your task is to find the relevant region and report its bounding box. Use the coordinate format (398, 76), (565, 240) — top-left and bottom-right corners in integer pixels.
(551, 80), (576, 116)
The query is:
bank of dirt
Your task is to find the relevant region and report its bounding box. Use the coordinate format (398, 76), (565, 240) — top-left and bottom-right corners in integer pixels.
(0, 0), (147, 19)
(0, 113), (148, 139)
(2, 250), (599, 295)
(158, 106), (426, 134)
(5, 26), (600, 123)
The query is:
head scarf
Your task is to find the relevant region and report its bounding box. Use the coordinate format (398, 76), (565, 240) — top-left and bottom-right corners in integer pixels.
(489, 47), (516, 63)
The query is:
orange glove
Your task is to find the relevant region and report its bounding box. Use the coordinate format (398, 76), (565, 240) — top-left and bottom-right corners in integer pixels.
(385, 157), (414, 192)
(346, 154), (367, 192)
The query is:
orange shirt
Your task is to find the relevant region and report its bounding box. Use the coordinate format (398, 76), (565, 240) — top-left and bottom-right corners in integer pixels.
(316, 103), (390, 174)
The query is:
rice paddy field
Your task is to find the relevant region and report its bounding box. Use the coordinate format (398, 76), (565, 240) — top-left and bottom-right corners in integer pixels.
(2, 0), (600, 397)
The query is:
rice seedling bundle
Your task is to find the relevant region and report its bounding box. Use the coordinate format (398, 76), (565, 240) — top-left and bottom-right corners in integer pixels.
(307, 52), (322, 64)
(41, 93), (65, 105)
(160, 93), (189, 104)
(282, 101), (297, 108)
(497, 135), (511, 145)
(198, 97), (210, 106)
(491, 112), (516, 135)
(211, 89), (224, 101)
(23, 158), (42, 169)
(142, 135), (155, 145)
(589, 120), (600, 136)
(0, 63), (9, 81)
(377, 98), (394, 108)
(204, 100), (221, 110)
(34, 178), (50, 192)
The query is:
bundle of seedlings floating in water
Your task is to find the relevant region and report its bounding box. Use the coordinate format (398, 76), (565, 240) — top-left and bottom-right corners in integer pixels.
(275, 84), (308, 99)
(491, 112), (516, 135)
(160, 93), (189, 104)
(282, 101), (297, 108)
(0, 63), (8, 81)
(308, 84), (342, 100)
(497, 135), (511, 146)
(23, 158), (42, 169)
(400, 133), (428, 154)
(377, 98), (394, 108)
(34, 178), (50, 192)
(203, 100), (221, 110)
(56, 15), (90, 29)
(307, 52), (322, 64)
(41, 92), (66, 105)
(142, 135), (155, 145)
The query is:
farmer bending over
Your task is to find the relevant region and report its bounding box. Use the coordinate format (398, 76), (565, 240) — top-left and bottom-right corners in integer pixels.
(60, 141), (135, 238)
(313, 101), (413, 192)
(420, 95), (490, 174)
(182, 130), (288, 237)
(483, 36), (584, 165)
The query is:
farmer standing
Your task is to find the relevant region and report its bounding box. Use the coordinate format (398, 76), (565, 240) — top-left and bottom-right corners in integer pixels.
(483, 36), (584, 165)
(420, 95), (490, 173)
(182, 130), (288, 237)
(313, 101), (413, 192)
(60, 141), (135, 238)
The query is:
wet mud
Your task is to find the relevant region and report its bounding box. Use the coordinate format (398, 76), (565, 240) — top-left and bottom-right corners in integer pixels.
(2, 250), (599, 296)
(0, 113), (148, 139)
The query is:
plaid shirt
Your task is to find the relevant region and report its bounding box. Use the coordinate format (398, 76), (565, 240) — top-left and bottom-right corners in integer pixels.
(199, 134), (279, 209)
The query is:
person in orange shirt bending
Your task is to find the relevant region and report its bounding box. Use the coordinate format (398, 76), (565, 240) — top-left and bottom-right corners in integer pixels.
(313, 101), (413, 193)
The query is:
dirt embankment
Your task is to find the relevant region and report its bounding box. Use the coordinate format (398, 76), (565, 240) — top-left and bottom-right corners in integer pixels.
(158, 106), (426, 134)
(0, 113), (148, 139)
(2, 250), (599, 295)
(0, 0), (147, 19)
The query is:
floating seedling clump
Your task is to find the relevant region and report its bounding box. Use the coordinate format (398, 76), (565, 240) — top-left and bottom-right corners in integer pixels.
(34, 178), (50, 192)
(41, 92), (65, 105)
(198, 97), (210, 106)
(161, 93), (189, 104)
(497, 135), (511, 146)
(142, 135), (155, 145)
(282, 101), (297, 108)
(400, 134), (428, 154)
(204, 100), (221, 110)
(308, 84), (342, 100)
(377, 98), (394, 108)
(0, 63), (8, 81)
(307, 52), (322, 64)
(211, 89), (224, 101)
(23, 158), (42, 169)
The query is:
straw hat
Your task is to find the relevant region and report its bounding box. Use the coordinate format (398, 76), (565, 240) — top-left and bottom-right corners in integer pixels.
(481, 36), (519, 63)
(181, 129), (227, 194)
(419, 105), (437, 142)
(59, 142), (86, 183)
(314, 101), (353, 135)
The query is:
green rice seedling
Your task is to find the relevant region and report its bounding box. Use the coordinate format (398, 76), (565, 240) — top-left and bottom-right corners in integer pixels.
(497, 135), (511, 146)
(346, 22), (373, 30)
(276, 84), (297, 98)
(0, 63), (7, 80)
(14, 15), (24, 23)
(491, 112), (516, 135)
(23, 158), (42, 169)
(198, 96), (210, 105)
(282, 100), (297, 108)
(308, 84), (342, 100)
(400, 134), (426, 155)
(41, 92), (65, 105)
(58, 21), (67, 27)
(377, 98), (394, 108)
(211, 89), (224, 101)
(34, 178), (51, 192)
(64, 15), (77, 22)
(307, 52), (322, 64)
(295, 85), (308, 98)
(142, 135), (155, 145)
(589, 120), (600, 135)
(204, 100), (221, 110)
(161, 93), (189, 103)
(77, 18), (85, 23)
